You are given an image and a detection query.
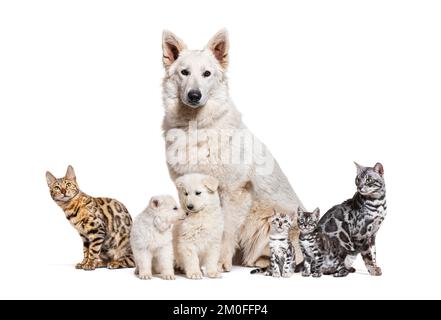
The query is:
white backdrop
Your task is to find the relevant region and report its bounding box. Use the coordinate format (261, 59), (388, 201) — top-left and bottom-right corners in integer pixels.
(0, 0), (440, 300)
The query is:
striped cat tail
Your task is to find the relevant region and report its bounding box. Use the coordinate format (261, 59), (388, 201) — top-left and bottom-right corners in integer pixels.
(250, 267), (267, 274)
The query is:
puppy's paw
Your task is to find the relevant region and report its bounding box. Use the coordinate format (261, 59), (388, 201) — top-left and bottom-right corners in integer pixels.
(137, 273), (153, 280)
(207, 271), (222, 279)
(187, 272), (203, 280)
(161, 274), (176, 280)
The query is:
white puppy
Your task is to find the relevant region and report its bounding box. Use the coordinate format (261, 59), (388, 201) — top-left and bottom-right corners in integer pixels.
(174, 174), (223, 279)
(130, 195), (185, 280)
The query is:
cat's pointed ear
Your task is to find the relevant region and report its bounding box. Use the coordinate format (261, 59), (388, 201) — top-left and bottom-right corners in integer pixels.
(313, 207), (320, 220)
(149, 197), (161, 209)
(207, 29), (229, 69)
(354, 162), (365, 174)
(374, 162), (384, 176)
(162, 30), (187, 68)
(297, 207), (304, 215)
(46, 171), (56, 186)
(65, 165), (76, 181)
(272, 208), (278, 216)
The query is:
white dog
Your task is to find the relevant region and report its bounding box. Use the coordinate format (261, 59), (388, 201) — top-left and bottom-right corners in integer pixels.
(162, 29), (304, 270)
(174, 174), (223, 279)
(130, 195), (185, 280)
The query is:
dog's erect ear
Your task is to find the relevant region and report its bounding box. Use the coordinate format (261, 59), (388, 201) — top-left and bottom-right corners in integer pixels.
(162, 30), (187, 68)
(149, 197), (161, 209)
(65, 165), (76, 181)
(203, 176), (219, 192)
(46, 171), (57, 186)
(207, 29), (229, 69)
(374, 162), (384, 176)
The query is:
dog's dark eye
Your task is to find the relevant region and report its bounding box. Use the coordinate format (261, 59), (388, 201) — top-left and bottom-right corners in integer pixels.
(181, 69), (190, 76)
(203, 71), (211, 78)
(184, 192), (188, 196)
(195, 191), (201, 196)
(173, 207), (178, 211)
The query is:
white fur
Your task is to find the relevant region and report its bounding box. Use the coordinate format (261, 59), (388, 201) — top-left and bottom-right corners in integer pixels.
(130, 195), (184, 280)
(174, 174), (223, 279)
(162, 30), (304, 270)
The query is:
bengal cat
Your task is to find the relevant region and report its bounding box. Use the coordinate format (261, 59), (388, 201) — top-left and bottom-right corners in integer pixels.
(46, 165), (135, 270)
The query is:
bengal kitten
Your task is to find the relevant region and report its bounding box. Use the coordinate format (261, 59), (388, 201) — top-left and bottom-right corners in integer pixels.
(46, 165), (135, 270)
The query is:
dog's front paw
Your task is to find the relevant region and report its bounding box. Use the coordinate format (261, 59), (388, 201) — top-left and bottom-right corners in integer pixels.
(137, 273), (153, 280)
(218, 261), (232, 273)
(161, 274), (176, 280)
(187, 272), (203, 280)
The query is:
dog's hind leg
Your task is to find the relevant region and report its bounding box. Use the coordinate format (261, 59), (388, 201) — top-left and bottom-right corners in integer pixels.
(218, 188), (252, 272)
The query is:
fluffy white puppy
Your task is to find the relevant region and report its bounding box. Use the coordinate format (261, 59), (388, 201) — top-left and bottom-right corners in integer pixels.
(174, 174), (223, 279)
(130, 195), (185, 280)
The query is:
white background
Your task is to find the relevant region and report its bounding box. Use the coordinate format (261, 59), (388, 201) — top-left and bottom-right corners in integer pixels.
(0, 0), (440, 300)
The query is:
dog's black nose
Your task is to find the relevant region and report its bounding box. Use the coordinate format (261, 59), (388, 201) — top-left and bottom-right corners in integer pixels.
(187, 90), (202, 104)
(187, 204), (194, 210)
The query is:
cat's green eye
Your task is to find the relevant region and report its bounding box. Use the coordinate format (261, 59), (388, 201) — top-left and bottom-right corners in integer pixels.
(54, 186), (60, 191)
(66, 182), (72, 187)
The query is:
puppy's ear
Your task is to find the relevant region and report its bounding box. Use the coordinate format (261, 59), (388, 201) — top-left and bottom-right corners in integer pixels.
(149, 197), (161, 209)
(162, 30), (187, 68)
(65, 165), (76, 181)
(203, 176), (219, 192)
(46, 171), (56, 186)
(207, 29), (229, 69)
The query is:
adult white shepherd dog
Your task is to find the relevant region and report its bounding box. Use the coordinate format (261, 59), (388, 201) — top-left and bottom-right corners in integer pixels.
(162, 29), (304, 271)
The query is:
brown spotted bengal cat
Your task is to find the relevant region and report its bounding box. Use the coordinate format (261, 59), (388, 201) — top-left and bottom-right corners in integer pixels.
(46, 165), (135, 270)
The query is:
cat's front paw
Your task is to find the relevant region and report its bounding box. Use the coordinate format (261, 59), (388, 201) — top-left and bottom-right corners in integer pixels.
(368, 266), (382, 276)
(161, 274), (176, 280)
(333, 269), (349, 278)
(302, 271), (311, 277)
(75, 262), (85, 269)
(81, 261), (97, 271)
(282, 272), (293, 278)
(312, 272), (322, 278)
(272, 272), (281, 278)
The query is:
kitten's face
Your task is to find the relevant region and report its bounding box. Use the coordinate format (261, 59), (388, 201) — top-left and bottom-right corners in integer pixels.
(355, 162), (385, 198)
(298, 208), (320, 234)
(46, 166), (79, 202)
(270, 211), (294, 234)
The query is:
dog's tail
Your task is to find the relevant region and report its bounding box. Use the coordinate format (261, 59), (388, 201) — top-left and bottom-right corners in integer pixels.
(250, 267), (267, 275)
